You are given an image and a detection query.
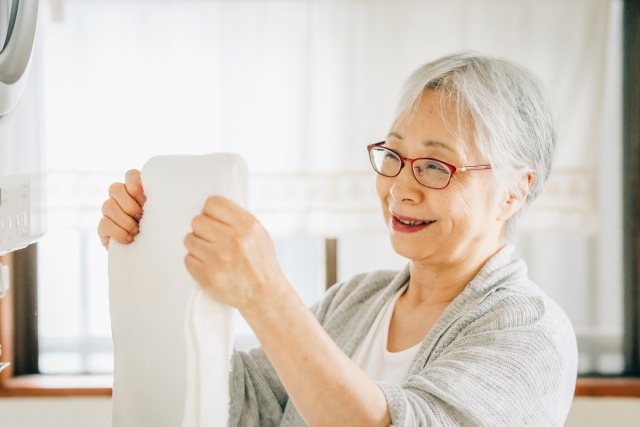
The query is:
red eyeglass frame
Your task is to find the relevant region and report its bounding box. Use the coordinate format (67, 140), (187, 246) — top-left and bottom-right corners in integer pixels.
(367, 141), (492, 189)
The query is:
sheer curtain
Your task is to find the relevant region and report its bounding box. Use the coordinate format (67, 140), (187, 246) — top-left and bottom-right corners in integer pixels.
(37, 0), (621, 374)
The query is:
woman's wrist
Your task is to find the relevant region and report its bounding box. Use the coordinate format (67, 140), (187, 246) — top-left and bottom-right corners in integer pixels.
(238, 275), (300, 330)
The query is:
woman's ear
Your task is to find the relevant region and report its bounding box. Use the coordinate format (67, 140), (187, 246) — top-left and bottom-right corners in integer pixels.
(497, 172), (533, 221)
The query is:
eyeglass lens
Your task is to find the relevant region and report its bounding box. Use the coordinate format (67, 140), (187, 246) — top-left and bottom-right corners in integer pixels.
(369, 146), (451, 189)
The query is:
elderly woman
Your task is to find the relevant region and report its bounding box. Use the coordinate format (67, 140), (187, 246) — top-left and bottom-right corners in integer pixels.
(98, 52), (577, 426)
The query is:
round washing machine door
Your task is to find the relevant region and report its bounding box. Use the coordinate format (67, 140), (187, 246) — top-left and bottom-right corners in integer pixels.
(0, 0), (38, 116)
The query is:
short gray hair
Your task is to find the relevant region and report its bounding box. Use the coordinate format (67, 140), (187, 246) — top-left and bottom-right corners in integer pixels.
(394, 52), (556, 239)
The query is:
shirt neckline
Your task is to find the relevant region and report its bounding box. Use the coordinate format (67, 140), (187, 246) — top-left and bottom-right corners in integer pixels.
(381, 283), (423, 357)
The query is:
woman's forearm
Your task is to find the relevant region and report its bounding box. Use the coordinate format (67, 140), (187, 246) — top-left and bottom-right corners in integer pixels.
(240, 284), (391, 427)
(180, 197), (390, 425)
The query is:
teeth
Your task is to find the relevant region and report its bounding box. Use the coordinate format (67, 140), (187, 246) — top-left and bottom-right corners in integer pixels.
(398, 218), (427, 226)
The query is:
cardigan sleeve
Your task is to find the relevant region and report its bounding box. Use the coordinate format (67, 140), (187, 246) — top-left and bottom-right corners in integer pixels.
(227, 346), (289, 427)
(377, 295), (578, 427)
(226, 280), (350, 427)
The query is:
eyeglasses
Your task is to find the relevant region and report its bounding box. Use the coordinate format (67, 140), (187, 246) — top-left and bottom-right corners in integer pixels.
(367, 141), (492, 189)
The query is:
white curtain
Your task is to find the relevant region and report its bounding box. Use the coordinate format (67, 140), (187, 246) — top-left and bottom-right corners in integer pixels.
(39, 0), (623, 374)
(44, 0), (611, 236)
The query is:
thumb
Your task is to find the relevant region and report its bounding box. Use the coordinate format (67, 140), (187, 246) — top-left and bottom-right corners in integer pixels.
(124, 169), (147, 209)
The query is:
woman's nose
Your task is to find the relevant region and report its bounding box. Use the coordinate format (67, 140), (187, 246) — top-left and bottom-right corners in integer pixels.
(389, 163), (423, 203)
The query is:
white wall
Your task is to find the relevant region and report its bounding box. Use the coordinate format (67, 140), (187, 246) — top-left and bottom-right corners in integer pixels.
(566, 398), (640, 427)
(0, 397), (638, 427)
(0, 397), (111, 427)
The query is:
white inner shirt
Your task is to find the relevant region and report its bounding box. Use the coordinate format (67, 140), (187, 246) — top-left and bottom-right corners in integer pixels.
(351, 283), (422, 385)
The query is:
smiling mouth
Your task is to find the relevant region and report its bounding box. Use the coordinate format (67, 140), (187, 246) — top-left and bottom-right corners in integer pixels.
(391, 214), (436, 232)
(395, 218), (433, 226)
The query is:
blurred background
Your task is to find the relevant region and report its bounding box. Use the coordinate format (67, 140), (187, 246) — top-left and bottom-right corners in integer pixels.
(1, 0), (639, 425)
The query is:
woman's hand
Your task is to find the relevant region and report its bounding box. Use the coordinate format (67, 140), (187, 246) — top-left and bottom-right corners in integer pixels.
(183, 196), (289, 311)
(97, 169), (147, 250)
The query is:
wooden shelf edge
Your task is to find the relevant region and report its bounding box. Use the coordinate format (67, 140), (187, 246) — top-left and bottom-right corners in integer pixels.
(0, 387), (112, 397)
(0, 374), (112, 398)
(575, 377), (640, 397)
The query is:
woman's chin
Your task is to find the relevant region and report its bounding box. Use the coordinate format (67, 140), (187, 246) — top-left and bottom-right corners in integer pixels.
(388, 234), (437, 261)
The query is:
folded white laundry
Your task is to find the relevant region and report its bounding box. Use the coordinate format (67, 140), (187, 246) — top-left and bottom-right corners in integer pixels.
(109, 154), (248, 427)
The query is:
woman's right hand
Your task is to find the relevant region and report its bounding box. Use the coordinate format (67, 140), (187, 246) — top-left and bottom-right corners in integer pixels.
(98, 169), (147, 250)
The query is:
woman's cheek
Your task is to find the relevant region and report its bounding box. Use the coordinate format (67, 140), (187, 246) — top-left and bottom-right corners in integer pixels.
(450, 182), (495, 237)
(375, 175), (393, 226)
(375, 174), (391, 202)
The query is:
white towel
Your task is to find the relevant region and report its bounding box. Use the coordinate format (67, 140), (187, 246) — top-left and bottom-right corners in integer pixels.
(109, 154), (248, 427)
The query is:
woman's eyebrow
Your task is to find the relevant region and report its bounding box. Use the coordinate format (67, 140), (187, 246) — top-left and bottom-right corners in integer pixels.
(421, 140), (456, 154)
(386, 131), (403, 140)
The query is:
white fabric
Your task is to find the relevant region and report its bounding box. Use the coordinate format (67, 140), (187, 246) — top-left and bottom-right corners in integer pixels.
(108, 154), (248, 427)
(351, 283), (421, 385)
(42, 0), (613, 236)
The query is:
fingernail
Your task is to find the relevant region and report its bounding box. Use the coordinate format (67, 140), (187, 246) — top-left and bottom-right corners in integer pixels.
(133, 227), (140, 235)
(126, 235), (134, 243)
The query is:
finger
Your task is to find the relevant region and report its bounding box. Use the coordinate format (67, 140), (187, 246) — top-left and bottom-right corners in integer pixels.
(102, 198), (140, 236)
(98, 216), (134, 246)
(124, 169), (147, 208)
(183, 232), (216, 264)
(108, 182), (144, 222)
(190, 213), (233, 243)
(184, 253), (210, 287)
(202, 196), (251, 228)
(100, 235), (110, 250)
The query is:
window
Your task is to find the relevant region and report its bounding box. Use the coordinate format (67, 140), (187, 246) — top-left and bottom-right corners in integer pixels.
(1, 0), (638, 394)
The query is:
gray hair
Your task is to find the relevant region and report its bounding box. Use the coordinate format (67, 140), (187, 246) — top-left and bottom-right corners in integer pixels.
(394, 52), (556, 239)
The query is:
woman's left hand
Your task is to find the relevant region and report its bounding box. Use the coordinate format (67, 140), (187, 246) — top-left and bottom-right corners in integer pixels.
(183, 196), (289, 311)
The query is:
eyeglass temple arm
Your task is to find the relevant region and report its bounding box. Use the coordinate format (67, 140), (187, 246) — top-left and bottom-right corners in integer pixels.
(460, 165), (492, 171)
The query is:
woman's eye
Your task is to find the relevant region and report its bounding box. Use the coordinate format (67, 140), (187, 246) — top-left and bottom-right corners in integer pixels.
(426, 162), (448, 173)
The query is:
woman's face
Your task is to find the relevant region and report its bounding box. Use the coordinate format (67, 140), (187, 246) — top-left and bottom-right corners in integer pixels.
(376, 89), (507, 265)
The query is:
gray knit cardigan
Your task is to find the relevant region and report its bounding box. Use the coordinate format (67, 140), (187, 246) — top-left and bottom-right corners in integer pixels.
(228, 245), (578, 426)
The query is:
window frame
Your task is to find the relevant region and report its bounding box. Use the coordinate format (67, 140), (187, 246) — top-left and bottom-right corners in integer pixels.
(0, 247), (112, 397)
(622, 0), (640, 378)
